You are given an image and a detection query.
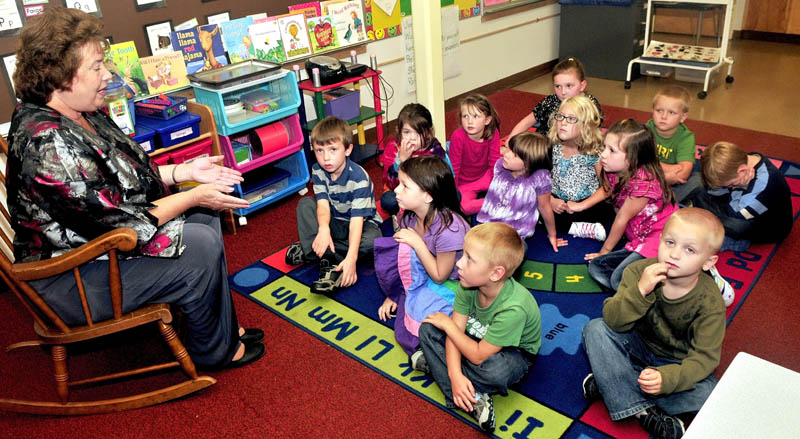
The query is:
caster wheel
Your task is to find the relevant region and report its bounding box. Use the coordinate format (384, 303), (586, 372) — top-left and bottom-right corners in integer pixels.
(726, 75), (734, 84)
(624, 81), (631, 89)
(697, 91), (707, 100)
(238, 216), (248, 226)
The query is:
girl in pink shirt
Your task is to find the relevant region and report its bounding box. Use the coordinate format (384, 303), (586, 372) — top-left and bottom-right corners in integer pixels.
(448, 94), (502, 215)
(586, 119), (678, 291)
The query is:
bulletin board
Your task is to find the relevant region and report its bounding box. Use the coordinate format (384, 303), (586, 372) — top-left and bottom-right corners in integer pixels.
(364, 0), (410, 41)
(0, 0), (303, 123)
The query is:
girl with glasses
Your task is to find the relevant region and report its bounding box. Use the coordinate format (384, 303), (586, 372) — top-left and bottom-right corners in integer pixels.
(547, 96), (613, 240)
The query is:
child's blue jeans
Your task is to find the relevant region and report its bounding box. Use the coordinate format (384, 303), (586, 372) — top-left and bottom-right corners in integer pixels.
(582, 318), (718, 420)
(587, 248), (644, 292)
(418, 323), (532, 409)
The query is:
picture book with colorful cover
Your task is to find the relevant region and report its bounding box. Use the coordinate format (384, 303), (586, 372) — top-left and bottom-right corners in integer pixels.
(288, 2), (321, 19)
(277, 13), (312, 61)
(320, 0), (345, 14)
(326, 0), (366, 47)
(249, 21), (287, 64)
(307, 15), (340, 54)
(140, 52), (190, 94)
(170, 28), (206, 74)
(196, 24), (228, 70)
(220, 16), (255, 64)
(104, 41), (149, 98)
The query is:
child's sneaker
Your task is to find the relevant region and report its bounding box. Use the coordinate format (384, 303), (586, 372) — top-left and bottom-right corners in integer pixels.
(470, 392), (496, 433)
(582, 373), (601, 402)
(310, 259), (342, 295)
(708, 265), (735, 307)
(568, 222), (607, 241)
(284, 241), (305, 266)
(409, 349), (429, 374)
(638, 405), (685, 439)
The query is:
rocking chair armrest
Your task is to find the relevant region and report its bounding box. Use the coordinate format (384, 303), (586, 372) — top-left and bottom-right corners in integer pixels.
(11, 228), (138, 281)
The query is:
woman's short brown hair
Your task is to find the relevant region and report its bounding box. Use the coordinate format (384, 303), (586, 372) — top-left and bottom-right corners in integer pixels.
(13, 7), (106, 105)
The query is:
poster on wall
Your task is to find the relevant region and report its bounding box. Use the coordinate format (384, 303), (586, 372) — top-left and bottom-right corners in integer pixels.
(63, 0), (102, 18)
(403, 6), (461, 95)
(454, 0), (481, 19)
(135, 0), (168, 12)
(0, 0), (24, 34)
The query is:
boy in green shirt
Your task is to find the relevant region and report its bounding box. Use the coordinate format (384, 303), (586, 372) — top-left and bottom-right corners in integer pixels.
(581, 207), (727, 439)
(415, 223), (541, 433)
(647, 85), (701, 202)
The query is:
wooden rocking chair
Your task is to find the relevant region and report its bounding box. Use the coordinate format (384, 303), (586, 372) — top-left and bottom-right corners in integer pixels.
(0, 134), (215, 415)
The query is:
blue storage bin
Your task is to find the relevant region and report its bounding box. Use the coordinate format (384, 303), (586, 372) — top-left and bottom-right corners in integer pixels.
(136, 111), (201, 149)
(192, 70), (301, 136)
(132, 125), (156, 153)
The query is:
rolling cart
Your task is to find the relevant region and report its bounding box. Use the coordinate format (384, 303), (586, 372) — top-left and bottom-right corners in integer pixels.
(625, 0), (735, 99)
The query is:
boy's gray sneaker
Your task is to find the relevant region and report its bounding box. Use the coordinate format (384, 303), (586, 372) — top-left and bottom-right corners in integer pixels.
(285, 241), (305, 266)
(310, 259), (342, 295)
(471, 392), (495, 433)
(409, 349), (429, 374)
(638, 405), (685, 439)
(582, 373), (601, 402)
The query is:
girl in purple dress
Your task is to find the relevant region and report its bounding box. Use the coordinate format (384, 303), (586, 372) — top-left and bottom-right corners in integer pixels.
(375, 156), (470, 355)
(477, 132), (567, 252)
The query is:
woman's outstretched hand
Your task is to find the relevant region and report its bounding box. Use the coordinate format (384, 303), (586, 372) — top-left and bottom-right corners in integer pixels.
(191, 183), (250, 210)
(189, 156), (244, 186)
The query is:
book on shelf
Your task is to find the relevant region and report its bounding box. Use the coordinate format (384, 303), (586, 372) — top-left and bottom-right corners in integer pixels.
(197, 24), (228, 70)
(220, 16), (256, 64)
(104, 41), (149, 98)
(307, 15), (340, 54)
(319, 0), (345, 15)
(326, 0), (367, 47)
(170, 28), (206, 75)
(288, 2), (321, 19)
(140, 51), (190, 94)
(249, 21), (287, 64)
(277, 13), (312, 61)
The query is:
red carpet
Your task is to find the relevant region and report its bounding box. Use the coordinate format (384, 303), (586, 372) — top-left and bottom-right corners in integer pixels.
(2, 89), (799, 438)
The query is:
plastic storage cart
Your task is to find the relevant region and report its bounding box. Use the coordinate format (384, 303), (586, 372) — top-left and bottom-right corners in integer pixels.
(625, 0), (735, 99)
(193, 67), (310, 224)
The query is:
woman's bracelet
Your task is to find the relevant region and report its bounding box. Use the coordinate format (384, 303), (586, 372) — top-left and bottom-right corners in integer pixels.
(171, 164), (179, 185)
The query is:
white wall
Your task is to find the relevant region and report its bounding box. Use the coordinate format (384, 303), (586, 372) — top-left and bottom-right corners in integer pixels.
(301, 3), (561, 136)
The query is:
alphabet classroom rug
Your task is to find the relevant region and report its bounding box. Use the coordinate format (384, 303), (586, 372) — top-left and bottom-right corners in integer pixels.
(229, 156), (800, 439)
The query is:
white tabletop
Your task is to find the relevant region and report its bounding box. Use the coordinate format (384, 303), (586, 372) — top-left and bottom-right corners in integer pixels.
(684, 351), (800, 439)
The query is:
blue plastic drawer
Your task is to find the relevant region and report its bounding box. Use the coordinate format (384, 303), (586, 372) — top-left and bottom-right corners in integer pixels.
(131, 125), (156, 153)
(136, 112), (201, 148)
(192, 70), (301, 136)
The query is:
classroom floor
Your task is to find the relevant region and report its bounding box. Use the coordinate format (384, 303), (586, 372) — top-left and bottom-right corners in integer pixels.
(514, 37), (800, 139)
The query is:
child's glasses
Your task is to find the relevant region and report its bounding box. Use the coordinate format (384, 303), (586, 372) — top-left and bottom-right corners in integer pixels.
(554, 113), (579, 124)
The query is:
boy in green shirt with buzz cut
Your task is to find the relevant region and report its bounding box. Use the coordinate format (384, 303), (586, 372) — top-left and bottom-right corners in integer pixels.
(414, 222), (541, 434)
(647, 85), (701, 203)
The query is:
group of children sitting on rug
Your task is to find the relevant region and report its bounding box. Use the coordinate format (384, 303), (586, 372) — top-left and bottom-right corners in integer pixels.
(282, 57), (793, 437)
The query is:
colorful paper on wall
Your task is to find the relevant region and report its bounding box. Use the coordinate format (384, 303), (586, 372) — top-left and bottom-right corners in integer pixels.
(454, 0), (481, 19)
(365, 0), (410, 41)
